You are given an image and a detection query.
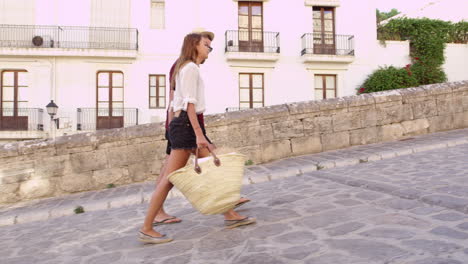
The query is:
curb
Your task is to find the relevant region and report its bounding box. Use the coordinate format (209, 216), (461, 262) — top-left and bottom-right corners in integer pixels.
(1, 129), (467, 227)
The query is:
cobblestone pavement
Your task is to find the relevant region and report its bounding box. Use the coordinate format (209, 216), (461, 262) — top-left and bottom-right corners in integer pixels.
(1, 130), (468, 263)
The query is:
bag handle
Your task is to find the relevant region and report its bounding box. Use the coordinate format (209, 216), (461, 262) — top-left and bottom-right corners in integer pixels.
(194, 147), (221, 174)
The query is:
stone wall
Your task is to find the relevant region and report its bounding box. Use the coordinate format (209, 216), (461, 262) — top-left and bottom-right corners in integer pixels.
(1, 81), (467, 204)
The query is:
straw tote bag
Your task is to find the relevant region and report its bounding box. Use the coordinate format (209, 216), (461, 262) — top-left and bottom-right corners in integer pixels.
(168, 149), (246, 215)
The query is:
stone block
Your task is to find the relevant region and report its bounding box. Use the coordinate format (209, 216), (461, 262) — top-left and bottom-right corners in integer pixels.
(399, 86), (429, 103)
(436, 96), (464, 115)
(321, 131), (350, 151)
(260, 140), (292, 162)
(350, 127), (379, 146)
(224, 124), (263, 147)
(125, 123), (164, 140)
(291, 135), (322, 155)
(318, 97), (348, 111)
(106, 146), (129, 167)
(0, 142), (19, 159)
(18, 139), (56, 156)
(54, 133), (96, 155)
(272, 120), (304, 139)
(260, 124), (275, 143)
(453, 112), (468, 129)
(379, 124), (404, 142)
(128, 161), (153, 182)
(0, 161), (34, 184)
(377, 104), (413, 126)
(401, 119), (430, 136)
(59, 172), (94, 193)
(332, 112), (362, 132)
(287, 100), (321, 115)
(227, 104), (289, 125)
(428, 115), (455, 133)
(421, 82), (453, 95)
(303, 116), (333, 134)
(19, 178), (54, 199)
(344, 93), (375, 108)
(34, 155), (71, 178)
(0, 183), (19, 204)
(69, 150), (108, 173)
(92, 168), (127, 185)
(236, 145), (263, 164)
(360, 110), (378, 127)
(372, 89), (402, 104)
(411, 99), (438, 119)
(462, 95), (468, 111)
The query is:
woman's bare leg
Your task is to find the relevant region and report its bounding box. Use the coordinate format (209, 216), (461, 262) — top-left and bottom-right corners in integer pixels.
(140, 149), (191, 237)
(153, 155), (181, 224)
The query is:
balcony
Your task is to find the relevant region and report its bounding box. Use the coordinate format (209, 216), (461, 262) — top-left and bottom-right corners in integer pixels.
(0, 108), (44, 140)
(301, 33), (355, 64)
(77, 108), (138, 131)
(0, 24), (138, 58)
(0, 108), (44, 131)
(225, 30), (280, 62)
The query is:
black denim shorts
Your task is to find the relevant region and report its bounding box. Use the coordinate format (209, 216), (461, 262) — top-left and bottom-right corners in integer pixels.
(168, 111), (211, 152)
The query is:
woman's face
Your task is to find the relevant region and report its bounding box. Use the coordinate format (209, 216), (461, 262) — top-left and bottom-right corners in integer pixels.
(196, 37), (212, 62)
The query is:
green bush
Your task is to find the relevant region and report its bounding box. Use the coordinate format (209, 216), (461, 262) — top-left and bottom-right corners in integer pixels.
(410, 63), (447, 85)
(358, 66), (419, 94)
(361, 17), (461, 93)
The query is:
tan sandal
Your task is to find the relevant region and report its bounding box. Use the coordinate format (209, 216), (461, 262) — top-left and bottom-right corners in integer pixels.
(224, 217), (256, 229)
(138, 231), (173, 244)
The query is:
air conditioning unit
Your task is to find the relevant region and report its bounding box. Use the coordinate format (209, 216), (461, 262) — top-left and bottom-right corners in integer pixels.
(32, 35), (54, 48)
(32, 36), (43, 46)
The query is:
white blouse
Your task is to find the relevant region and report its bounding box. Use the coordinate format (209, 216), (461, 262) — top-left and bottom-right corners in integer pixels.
(172, 62), (206, 114)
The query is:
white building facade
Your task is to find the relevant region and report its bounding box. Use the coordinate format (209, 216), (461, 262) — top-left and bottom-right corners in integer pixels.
(0, 0), (466, 142)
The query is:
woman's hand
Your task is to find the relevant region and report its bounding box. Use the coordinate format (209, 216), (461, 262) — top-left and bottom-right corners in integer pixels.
(196, 135), (216, 152)
(196, 135), (209, 149)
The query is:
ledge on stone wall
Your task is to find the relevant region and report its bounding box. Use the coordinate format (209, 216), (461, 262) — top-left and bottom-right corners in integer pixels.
(1, 81), (467, 205)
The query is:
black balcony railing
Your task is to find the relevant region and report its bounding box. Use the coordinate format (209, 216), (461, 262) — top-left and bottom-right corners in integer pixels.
(0, 24), (138, 50)
(225, 30), (280, 53)
(301, 33), (354, 56)
(0, 108), (44, 131)
(77, 108), (138, 131)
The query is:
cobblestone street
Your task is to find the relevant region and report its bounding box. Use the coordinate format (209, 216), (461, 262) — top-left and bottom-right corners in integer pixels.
(1, 130), (468, 264)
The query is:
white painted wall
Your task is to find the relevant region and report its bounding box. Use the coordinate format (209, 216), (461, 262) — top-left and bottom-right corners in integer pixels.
(444, 43), (468, 82)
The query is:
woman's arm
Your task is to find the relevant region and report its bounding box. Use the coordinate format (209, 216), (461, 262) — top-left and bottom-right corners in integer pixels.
(167, 89), (175, 125)
(186, 103), (211, 149)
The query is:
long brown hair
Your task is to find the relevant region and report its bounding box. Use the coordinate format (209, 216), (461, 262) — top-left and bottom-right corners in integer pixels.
(170, 33), (202, 90)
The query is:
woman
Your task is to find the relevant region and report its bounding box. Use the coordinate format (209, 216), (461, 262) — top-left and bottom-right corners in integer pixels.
(139, 33), (256, 244)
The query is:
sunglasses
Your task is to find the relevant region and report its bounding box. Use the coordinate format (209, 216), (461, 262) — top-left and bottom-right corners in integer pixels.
(206, 44), (213, 53)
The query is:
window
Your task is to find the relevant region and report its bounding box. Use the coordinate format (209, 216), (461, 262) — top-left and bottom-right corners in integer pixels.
(1, 70), (29, 130)
(239, 73), (264, 108)
(91, 0), (131, 27)
(238, 1), (263, 52)
(314, 74), (336, 100)
(151, 0), (165, 29)
(149, 74), (166, 109)
(313, 6), (335, 54)
(96, 71), (124, 129)
(1, 70), (28, 115)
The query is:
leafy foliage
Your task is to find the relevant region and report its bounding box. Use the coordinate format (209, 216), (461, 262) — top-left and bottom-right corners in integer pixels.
(376, 8), (400, 24)
(359, 17), (467, 94)
(358, 66), (419, 94)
